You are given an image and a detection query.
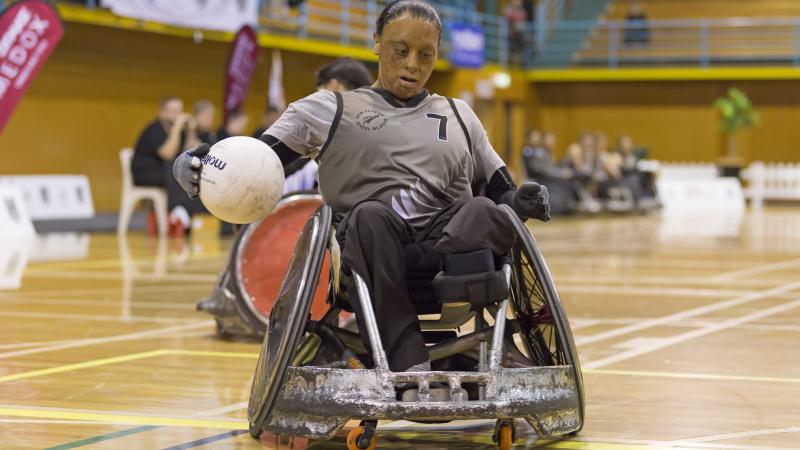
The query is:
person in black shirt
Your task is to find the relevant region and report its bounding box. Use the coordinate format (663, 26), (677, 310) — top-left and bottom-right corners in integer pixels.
(133, 96), (204, 235)
(132, 96), (196, 187)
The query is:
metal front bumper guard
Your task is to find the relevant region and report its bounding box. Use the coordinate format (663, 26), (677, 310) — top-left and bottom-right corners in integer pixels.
(259, 268), (582, 440)
(262, 365), (581, 440)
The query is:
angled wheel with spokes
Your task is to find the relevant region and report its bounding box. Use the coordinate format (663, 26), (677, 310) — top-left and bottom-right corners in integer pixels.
(247, 205), (332, 437)
(500, 205), (585, 431)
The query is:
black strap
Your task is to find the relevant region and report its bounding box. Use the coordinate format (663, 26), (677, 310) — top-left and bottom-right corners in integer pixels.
(447, 97), (472, 155)
(317, 91), (343, 162)
(260, 134), (301, 168)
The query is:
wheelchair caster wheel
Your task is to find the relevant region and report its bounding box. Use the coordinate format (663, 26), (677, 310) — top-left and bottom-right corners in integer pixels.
(347, 423), (377, 450)
(492, 419), (515, 450)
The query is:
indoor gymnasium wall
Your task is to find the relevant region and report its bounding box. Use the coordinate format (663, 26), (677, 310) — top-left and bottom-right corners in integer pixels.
(0, 22), (342, 212)
(532, 80), (800, 163)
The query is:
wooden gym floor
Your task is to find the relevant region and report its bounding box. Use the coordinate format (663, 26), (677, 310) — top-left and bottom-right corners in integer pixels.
(1, 207), (799, 449)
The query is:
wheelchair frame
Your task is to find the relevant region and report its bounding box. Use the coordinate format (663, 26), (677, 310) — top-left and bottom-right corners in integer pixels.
(247, 202), (584, 446)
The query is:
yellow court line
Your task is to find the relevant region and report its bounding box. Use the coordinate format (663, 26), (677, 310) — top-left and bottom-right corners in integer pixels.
(527, 66), (800, 82)
(167, 349), (259, 359)
(584, 368), (800, 384)
(0, 350), (171, 383)
(535, 441), (683, 450)
(0, 407), (244, 431)
(0, 349), (259, 383)
(27, 252), (227, 271)
(0, 407), (701, 449)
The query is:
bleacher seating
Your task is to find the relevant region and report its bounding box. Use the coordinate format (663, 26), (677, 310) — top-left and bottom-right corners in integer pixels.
(576, 0), (800, 66)
(603, 1), (800, 20)
(260, 0), (372, 46)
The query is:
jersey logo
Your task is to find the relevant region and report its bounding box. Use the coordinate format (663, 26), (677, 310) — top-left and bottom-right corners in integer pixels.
(356, 110), (388, 131)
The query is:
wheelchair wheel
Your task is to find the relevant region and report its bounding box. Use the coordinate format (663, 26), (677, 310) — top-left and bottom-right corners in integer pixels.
(248, 204), (332, 437)
(236, 194), (330, 322)
(197, 194), (329, 339)
(500, 205), (585, 430)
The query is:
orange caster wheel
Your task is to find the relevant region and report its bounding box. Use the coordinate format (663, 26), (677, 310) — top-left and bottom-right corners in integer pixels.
(493, 419), (516, 450)
(347, 422), (377, 450)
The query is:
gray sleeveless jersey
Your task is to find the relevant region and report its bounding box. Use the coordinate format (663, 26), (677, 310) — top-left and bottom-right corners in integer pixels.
(266, 88), (505, 228)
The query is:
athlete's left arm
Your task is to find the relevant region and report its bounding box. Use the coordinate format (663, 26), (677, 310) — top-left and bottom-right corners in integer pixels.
(453, 98), (550, 222)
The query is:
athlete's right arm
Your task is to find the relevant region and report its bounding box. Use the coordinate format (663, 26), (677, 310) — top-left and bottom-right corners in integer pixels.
(173, 90), (337, 198)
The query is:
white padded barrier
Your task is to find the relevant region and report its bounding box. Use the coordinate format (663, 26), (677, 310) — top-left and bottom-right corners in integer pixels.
(657, 161), (719, 180)
(656, 177), (745, 214)
(654, 162), (745, 239)
(744, 161), (800, 208)
(0, 175), (95, 220)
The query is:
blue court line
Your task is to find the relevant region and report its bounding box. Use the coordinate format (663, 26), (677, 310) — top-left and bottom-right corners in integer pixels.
(43, 425), (159, 450)
(160, 430), (249, 450)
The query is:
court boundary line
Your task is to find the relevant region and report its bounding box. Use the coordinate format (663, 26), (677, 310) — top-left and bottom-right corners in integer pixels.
(0, 406), (244, 430)
(0, 311), (203, 325)
(576, 280), (800, 346)
(22, 271), (218, 283)
(0, 349), (257, 383)
(0, 321), (213, 360)
(708, 257), (800, 282)
(584, 297), (800, 368)
(5, 345), (796, 389)
(159, 430), (249, 450)
(42, 425), (158, 450)
(584, 369), (800, 384)
(666, 427), (800, 444)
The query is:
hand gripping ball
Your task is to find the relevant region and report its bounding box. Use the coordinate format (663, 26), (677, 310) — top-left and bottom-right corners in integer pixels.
(199, 136), (285, 224)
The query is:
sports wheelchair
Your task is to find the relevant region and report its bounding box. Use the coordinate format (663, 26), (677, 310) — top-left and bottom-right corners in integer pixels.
(247, 197), (584, 449)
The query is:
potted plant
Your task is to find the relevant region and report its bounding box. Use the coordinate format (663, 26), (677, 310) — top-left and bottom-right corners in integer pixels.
(713, 87), (759, 178)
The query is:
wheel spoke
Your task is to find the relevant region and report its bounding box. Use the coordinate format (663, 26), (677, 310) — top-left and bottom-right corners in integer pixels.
(511, 241), (566, 366)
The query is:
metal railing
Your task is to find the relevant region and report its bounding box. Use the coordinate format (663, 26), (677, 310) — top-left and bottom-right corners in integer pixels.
(535, 17), (800, 68)
(534, 0), (572, 51)
(47, 0), (526, 67)
(259, 0), (514, 66)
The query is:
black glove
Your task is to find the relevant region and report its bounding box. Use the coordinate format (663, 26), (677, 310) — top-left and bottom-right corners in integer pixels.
(173, 143), (210, 199)
(509, 182), (551, 222)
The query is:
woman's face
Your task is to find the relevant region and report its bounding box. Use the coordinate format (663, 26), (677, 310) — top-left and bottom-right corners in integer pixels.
(373, 13), (439, 99)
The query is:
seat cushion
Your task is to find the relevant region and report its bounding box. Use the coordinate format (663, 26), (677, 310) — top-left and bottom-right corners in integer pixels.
(432, 270), (509, 307)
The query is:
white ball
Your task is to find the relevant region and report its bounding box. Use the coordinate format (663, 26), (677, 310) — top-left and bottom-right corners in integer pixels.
(199, 136), (285, 224)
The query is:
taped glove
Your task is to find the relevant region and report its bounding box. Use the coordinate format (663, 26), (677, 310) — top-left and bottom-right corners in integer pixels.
(503, 182), (551, 222)
(173, 143), (210, 199)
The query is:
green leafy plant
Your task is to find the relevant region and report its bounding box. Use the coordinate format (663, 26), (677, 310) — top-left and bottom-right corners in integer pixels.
(713, 87), (759, 159)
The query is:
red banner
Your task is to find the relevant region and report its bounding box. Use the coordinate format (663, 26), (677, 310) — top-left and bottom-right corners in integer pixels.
(223, 25), (258, 120)
(0, 0), (63, 133)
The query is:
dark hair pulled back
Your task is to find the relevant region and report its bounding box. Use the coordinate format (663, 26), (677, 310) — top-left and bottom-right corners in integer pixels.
(376, 0), (442, 43)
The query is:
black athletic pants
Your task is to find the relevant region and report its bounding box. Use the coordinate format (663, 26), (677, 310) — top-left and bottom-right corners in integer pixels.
(337, 197), (516, 372)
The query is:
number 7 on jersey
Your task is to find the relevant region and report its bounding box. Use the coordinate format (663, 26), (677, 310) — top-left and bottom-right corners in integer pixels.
(426, 113), (448, 141)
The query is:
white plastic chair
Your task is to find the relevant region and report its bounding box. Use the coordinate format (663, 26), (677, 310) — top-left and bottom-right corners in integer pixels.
(117, 148), (167, 238)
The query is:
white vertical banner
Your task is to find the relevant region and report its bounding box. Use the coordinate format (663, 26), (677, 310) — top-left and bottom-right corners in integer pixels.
(100, 0), (259, 32)
(268, 49), (285, 110)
